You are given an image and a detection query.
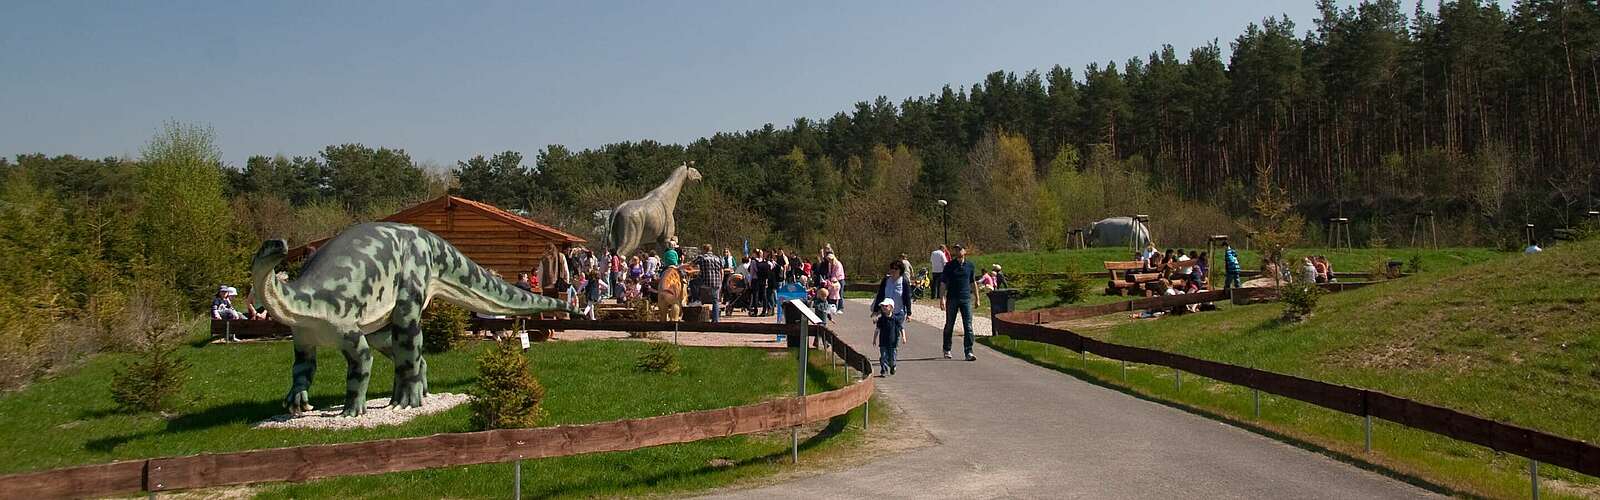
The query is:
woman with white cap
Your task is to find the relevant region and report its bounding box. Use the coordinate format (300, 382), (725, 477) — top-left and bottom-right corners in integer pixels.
(870, 260), (913, 375)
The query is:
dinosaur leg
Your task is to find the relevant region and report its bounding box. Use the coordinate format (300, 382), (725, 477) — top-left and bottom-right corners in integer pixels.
(285, 332), (317, 414)
(338, 334), (374, 417)
(388, 296), (427, 409)
(366, 329), (395, 361)
(366, 328), (427, 398)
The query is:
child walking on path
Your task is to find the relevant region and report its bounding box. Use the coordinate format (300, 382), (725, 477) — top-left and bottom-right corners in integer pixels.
(873, 298), (903, 376)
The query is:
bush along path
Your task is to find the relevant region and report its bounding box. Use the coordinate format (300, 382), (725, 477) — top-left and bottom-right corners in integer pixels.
(704, 304), (1431, 499)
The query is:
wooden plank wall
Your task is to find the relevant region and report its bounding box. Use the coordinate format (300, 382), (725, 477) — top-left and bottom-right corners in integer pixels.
(397, 204), (554, 280)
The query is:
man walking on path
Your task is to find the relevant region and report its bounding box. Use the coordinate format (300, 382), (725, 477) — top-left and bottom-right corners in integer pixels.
(939, 244), (978, 361)
(691, 244), (725, 322)
(929, 245), (948, 300)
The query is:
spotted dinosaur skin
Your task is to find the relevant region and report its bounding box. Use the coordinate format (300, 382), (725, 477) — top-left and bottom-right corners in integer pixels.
(252, 222), (582, 417)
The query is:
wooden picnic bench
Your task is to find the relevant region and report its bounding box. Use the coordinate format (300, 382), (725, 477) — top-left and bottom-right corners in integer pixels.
(1107, 259), (1203, 297)
(1103, 261), (1144, 295)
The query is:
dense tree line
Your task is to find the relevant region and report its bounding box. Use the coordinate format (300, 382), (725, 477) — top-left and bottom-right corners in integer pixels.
(0, 125), (448, 387)
(440, 0), (1599, 253)
(5, 0), (1598, 387)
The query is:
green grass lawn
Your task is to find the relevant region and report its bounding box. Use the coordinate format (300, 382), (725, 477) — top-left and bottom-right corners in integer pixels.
(0, 336), (866, 498)
(981, 239), (1600, 498)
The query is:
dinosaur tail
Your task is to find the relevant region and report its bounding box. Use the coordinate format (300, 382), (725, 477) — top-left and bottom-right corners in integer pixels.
(430, 236), (586, 318)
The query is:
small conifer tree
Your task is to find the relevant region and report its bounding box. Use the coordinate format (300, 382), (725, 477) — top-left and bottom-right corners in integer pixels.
(469, 338), (545, 430)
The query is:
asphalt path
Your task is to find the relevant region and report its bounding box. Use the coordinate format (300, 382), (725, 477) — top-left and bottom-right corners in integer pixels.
(702, 300), (1436, 499)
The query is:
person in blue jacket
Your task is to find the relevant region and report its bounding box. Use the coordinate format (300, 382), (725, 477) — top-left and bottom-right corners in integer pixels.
(1223, 242), (1242, 290)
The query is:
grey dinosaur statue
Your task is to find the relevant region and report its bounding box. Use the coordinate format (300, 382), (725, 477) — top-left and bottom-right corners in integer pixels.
(251, 222), (582, 417)
(608, 162), (701, 257)
(1086, 216), (1153, 248)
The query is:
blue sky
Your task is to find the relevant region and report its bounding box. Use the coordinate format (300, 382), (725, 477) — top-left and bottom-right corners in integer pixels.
(3, 1), (1351, 168)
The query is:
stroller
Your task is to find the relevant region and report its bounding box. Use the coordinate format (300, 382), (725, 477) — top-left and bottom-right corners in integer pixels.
(723, 273), (759, 315)
(909, 269), (930, 301)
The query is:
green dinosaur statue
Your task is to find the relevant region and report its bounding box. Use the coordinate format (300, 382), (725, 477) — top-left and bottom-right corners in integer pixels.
(252, 222), (582, 417)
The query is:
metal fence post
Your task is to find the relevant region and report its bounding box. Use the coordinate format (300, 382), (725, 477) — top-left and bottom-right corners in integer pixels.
(864, 393), (871, 431)
(1531, 459), (1540, 499)
(1120, 360), (1127, 381)
(1174, 368), (1181, 392)
(1253, 389), (1260, 419)
(1364, 414), (1373, 452)
(513, 460), (522, 500)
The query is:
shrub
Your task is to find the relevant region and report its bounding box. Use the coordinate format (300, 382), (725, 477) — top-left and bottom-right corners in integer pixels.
(469, 338), (546, 430)
(623, 297), (657, 338)
(1279, 280), (1324, 323)
(1051, 274), (1091, 306)
(1407, 254), (1425, 274)
(109, 318), (191, 413)
(635, 342), (681, 374)
(1368, 258), (1393, 281)
(421, 302), (469, 353)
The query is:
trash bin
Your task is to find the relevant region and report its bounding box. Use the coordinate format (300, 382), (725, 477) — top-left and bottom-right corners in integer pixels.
(780, 301), (809, 348)
(988, 288), (1021, 316)
(1385, 260), (1404, 279)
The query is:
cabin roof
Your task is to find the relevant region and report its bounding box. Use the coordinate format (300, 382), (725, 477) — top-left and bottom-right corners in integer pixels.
(285, 195), (586, 260)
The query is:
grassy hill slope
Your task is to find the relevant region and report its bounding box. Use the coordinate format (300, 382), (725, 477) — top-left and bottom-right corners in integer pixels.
(982, 242), (1591, 497)
(1097, 240), (1598, 444)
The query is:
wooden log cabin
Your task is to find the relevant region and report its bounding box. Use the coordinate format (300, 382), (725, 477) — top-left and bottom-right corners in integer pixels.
(284, 195), (587, 281)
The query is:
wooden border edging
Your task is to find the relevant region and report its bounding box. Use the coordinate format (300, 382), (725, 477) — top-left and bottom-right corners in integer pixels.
(0, 321), (873, 499)
(992, 283), (1600, 478)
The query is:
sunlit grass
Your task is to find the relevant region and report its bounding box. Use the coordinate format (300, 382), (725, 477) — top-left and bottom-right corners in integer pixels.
(0, 336), (866, 498)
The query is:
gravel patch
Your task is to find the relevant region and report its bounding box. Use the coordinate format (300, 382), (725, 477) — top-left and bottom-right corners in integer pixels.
(253, 392), (471, 430)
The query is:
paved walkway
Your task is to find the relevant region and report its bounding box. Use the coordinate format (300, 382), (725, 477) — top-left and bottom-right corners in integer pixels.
(703, 299), (1435, 499)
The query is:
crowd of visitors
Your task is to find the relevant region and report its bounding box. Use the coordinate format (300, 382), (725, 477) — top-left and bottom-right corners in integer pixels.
(1123, 244), (1217, 317)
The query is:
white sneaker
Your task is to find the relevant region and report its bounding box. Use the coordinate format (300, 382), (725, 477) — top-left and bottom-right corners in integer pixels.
(944, 351), (952, 359)
(965, 352), (977, 361)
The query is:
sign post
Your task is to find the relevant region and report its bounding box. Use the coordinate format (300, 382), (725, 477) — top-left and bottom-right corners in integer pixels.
(786, 299), (822, 465)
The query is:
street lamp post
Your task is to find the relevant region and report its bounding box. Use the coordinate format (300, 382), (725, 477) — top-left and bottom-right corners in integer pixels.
(938, 199), (950, 245)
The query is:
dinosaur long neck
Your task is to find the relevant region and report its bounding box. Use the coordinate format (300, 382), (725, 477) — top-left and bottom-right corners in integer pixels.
(251, 254), (312, 327)
(649, 166), (689, 214)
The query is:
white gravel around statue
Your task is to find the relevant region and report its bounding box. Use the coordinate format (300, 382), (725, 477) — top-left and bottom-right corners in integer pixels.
(253, 392), (470, 430)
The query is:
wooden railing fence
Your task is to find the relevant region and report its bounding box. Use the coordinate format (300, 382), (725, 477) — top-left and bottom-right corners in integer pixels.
(0, 320), (871, 499)
(991, 286), (1600, 480)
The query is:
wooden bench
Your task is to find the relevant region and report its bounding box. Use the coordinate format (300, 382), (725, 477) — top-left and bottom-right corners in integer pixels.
(1104, 261), (1145, 295)
(1113, 274), (1203, 296)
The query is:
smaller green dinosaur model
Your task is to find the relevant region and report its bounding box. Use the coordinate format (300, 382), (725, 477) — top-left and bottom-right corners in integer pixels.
(252, 222), (582, 417)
